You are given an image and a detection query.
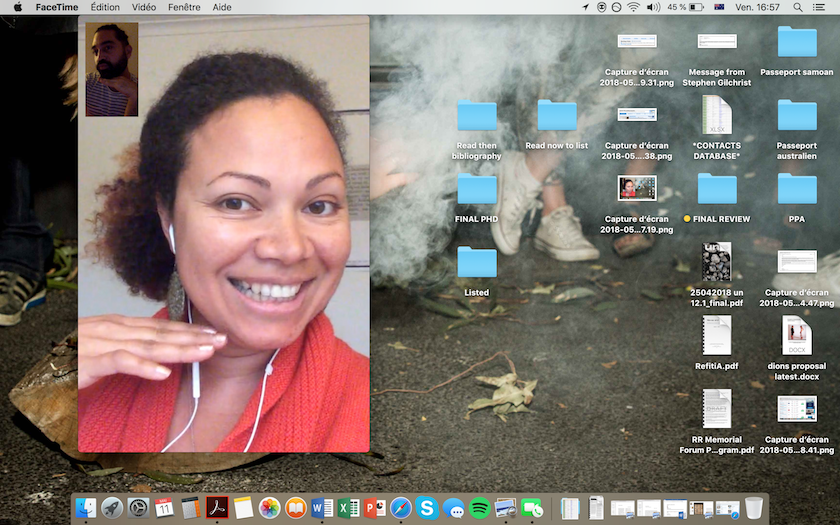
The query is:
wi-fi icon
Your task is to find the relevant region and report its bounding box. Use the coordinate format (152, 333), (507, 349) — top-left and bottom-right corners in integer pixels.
(628, 1), (641, 10)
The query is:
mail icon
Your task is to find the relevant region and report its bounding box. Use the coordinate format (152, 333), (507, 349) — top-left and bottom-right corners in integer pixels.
(457, 247), (497, 278)
(778, 173), (817, 204)
(778, 100), (817, 131)
(457, 173), (497, 204)
(457, 100), (497, 130)
(537, 100), (577, 131)
(778, 26), (817, 57)
(697, 173), (737, 204)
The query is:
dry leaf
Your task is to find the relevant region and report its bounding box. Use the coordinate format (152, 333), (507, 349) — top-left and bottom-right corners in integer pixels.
(674, 256), (691, 273)
(601, 361), (618, 369)
(593, 301), (618, 312)
(557, 403), (567, 409)
(641, 290), (663, 301)
(51, 473), (66, 478)
(552, 287), (595, 303)
(467, 373), (537, 421)
(86, 467), (124, 477)
(519, 283), (556, 295)
(750, 380), (765, 390)
(387, 341), (419, 352)
(131, 484), (152, 493)
(676, 392), (690, 397)
(421, 416), (427, 421)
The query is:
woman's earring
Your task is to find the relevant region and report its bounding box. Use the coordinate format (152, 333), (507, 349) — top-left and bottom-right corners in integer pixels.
(167, 268), (186, 321)
(165, 225), (185, 321)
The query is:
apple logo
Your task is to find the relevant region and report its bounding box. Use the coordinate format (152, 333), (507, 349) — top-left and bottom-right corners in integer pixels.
(14, 2), (21, 11)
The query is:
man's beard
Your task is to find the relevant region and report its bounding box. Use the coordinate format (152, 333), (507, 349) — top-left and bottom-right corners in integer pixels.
(97, 54), (128, 79)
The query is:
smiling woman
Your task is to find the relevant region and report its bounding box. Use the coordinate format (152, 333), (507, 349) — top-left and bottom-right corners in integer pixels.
(77, 53), (369, 453)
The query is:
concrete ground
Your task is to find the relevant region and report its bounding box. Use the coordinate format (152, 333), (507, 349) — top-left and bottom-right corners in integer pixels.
(2, 230), (837, 524)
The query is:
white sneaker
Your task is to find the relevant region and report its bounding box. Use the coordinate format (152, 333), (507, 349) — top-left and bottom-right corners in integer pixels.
(491, 152), (543, 255)
(772, 249), (840, 303)
(534, 205), (600, 261)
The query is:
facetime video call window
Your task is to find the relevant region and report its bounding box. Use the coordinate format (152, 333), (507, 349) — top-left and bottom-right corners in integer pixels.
(77, 16), (370, 453)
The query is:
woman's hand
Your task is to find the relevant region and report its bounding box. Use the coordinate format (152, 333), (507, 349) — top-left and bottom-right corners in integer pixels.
(78, 315), (227, 389)
(370, 137), (419, 200)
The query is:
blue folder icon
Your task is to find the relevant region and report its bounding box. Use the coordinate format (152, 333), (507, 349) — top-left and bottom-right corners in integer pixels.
(697, 173), (737, 204)
(778, 100), (817, 131)
(778, 26), (817, 57)
(457, 173), (497, 204)
(537, 100), (577, 131)
(457, 247), (497, 278)
(778, 173), (817, 204)
(457, 100), (497, 130)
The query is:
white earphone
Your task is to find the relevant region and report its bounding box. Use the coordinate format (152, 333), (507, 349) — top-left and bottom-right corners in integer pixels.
(169, 224), (176, 254)
(160, 223), (278, 453)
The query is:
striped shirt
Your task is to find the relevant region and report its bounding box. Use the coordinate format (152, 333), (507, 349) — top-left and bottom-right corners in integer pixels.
(86, 71), (137, 117)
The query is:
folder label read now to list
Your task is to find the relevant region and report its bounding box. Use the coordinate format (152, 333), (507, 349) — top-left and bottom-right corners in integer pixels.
(537, 100), (577, 131)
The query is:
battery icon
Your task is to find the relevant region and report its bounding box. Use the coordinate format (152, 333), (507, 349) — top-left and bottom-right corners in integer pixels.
(689, 2), (704, 9)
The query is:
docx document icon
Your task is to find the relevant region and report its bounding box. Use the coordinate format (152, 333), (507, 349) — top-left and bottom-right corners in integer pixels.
(457, 173), (497, 204)
(778, 26), (817, 57)
(697, 173), (736, 204)
(778, 100), (817, 130)
(458, 100), (497, 130)
(537, 100), (577, 130)
(457, 247), (497, 278)
(778, 173), (816, 204)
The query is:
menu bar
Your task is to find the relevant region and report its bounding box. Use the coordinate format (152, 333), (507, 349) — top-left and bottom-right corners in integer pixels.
(4, 1), (838, 15)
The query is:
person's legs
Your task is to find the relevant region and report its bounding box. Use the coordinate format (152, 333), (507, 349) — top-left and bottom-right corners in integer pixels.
(493, 132), (598, 260)
(0, 155), (53, 326)
(534, 180), (600, 261)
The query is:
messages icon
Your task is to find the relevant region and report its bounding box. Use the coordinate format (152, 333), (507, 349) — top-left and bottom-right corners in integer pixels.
(443, 498), (465, 519)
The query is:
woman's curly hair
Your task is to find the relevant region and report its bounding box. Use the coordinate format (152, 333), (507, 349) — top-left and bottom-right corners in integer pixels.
(92, 52), (347, 301)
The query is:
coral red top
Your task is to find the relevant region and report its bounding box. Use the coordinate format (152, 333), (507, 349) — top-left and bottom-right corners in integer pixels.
(78, 310), (369, 453)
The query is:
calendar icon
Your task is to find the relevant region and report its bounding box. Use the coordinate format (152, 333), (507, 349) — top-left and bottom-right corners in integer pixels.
(155, 497), (175, 518)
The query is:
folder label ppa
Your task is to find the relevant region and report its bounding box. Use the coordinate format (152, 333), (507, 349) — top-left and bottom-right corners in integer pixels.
(778, 173), (817, 204)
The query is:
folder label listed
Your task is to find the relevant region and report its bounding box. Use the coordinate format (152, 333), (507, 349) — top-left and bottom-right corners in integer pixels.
(697, 173), (737, 204)
(778, 26), (817, 57)
(457, 100), (497, 130)
(778, 100), (817, 131)
(537, 100), (577, 131)
(457, 173), (497, 204)
(457, 247), (497, 278)
(778, 173), (817, 204)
